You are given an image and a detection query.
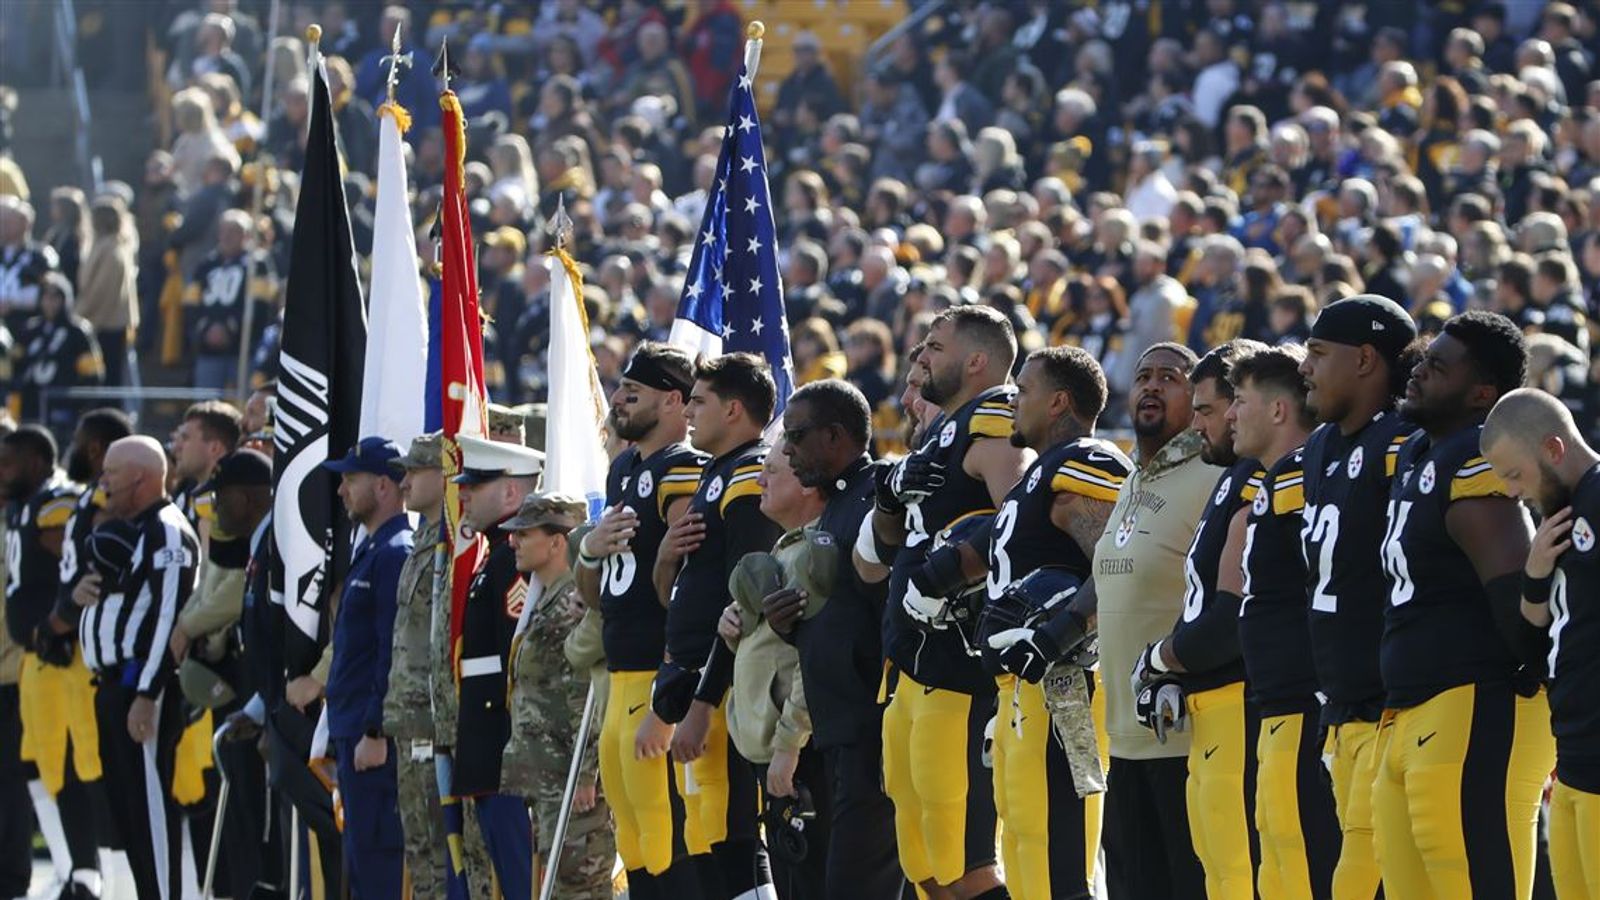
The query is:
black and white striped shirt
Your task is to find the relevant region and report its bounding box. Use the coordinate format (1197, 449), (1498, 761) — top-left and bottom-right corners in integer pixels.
(80, 499), (199, 696)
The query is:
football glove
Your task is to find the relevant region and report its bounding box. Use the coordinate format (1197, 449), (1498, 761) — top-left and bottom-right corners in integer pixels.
(901, 581), (949, 629)
(1134, 675), (1188, 744)
(1129, 640), (1169, 699)
(876, 453), (946, 515)
(986, 626), (1061, 683)
(909, 542), (970, 600)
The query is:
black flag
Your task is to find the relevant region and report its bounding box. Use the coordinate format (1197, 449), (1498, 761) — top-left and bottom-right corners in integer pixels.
(272, 54), (368, 674)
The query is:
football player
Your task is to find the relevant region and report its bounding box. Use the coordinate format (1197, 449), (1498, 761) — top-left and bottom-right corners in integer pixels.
(1482, 388), (1600, 900)
(1374, 311), (1554, 899)
(1297, 294), (1418, 900)
(655, 353), (783, 899)
(1227, 345), (1340, 899)
(575, 343), (708, 898)
(857, 305), (1031, 899)
(1130, 340), (1268, 900)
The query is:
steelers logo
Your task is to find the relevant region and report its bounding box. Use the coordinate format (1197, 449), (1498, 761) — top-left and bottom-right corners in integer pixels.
(706, 475), (725, 502)
(1347, 447), (1364, 479)
(1252, 489), (1269, 516)
(1573, 516), (1595, 553)
(1026, 467), (1043, 493)
(939, 420), (958, 448)
(636, 470), (654, 498)
(1115, 513), (1137, 548)
(1214, 476), (1233, 506)
(1419, 461), (1436, 495)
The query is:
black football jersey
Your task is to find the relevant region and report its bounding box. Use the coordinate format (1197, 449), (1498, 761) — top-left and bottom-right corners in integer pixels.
(1548, 462), (1600, 790)
(1300, 412), (1413, 722)
(665, 439), (781, 667)
(4, 474), (78, 649)
(886, 385), (1014, 694)
(1381, 425), (1528, 708)
(599, 442), (707, 672)
(986, 436), (1131, 596)
(1239, 447), (1319, 712)
(1170, 458), (1263, 693)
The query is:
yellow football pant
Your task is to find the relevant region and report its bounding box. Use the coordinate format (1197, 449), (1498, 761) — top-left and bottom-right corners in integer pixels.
(681, 697), (734, 852)
(1254, 708), (1340, 900)
(882, 672), (996, 887)
(1325, 719), (1382, 900)
(597, 670), (690, 874)
(1549, 778), (1600, 900)
(17, 650), (101, 793)
(993, 674), (1100, 900)
(1372, 684), (1555, 900)
(1184, 681), (1256, 900)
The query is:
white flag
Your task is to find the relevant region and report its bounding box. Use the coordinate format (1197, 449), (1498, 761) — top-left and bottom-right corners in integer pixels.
(360, 103), (428, 445)
(542, 250), (610, 520)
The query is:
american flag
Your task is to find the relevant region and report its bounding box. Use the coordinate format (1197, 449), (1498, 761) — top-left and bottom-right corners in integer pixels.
(668, 57), (794, 421)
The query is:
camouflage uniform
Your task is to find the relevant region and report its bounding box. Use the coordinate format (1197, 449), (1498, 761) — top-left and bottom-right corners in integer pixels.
(505, 569), (615, 900)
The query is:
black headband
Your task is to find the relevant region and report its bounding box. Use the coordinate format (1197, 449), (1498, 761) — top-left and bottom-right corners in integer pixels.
(623, 352), (694, 397)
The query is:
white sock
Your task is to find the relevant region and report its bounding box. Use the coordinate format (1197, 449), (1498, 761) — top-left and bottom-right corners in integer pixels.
(70, 867), (104, 896)
(27, 779), (72, 882)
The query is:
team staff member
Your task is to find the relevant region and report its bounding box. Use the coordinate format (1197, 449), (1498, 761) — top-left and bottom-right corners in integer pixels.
(320, 437), (413, 898)
(3, 425), (102, 897)
(76, 436), (199, 900)
(1022, 342), (1213, 900)
(768, 379), (904, 900)
(504, 491), (616, 900)
(1483, 388), (1600, 900)
(655, 352), (783, 899)
(576, 342), (707, 899)
(1128, 341), (1266, 900)
(859, 305), (1031, 900)
(1226, 346), (1340, 899)
(452, 433), (545, 900)
(1297, 295), (1417, 900)
(1375, 311), (1554, 899)
(946, 346), (1130, 900)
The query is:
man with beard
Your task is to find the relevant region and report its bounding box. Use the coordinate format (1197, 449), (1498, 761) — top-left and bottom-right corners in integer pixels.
(1018, 341), (1216, 900)
(857, 305), (1030, 900)
(1297, 295), (1418, 900)
(168, 400), (242, 541)
(768, 379), (904, 900)
(1483, 388), (1600, 900)
(938, 346), (1132, 900)
(654, 353), (783, 899)
(1127, 340), (1268, 900)
(1372, 311), (1554, 899)
(575, 342), (708, 899)
(4, 425), (103, 898)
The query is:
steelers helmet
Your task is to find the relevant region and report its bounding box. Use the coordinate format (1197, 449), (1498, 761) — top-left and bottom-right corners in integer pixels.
(919, 512), (994, 653)
(978, 565), (1084, 650)
(87, 518), (142, 594)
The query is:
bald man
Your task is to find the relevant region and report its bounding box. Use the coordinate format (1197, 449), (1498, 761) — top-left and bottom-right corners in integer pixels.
(77, 435), (202, 900)
(1483, 389), (1600, 900)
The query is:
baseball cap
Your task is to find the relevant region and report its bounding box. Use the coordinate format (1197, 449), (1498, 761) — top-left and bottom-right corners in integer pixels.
(209, 448), (273, 491)
(503, 491), (587, 532)
(392, 432), (443, 470)
(321, 436), (403, 479)
(1309, 294), (1418, 366)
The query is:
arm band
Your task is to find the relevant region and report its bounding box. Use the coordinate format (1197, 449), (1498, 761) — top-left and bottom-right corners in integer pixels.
(1522, 570), (1554, 605)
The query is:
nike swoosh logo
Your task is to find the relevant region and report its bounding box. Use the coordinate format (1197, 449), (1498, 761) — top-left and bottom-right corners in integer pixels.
(627, 702), (646, 715)
(1417, 731), (1436, 747)
(1086, 451), (1113, 462)
(923, 685), (937, 695)
(1204, 745), (1219, 760)
(1269, 721), (1285, 735)
(1019, 651), (1035, 673)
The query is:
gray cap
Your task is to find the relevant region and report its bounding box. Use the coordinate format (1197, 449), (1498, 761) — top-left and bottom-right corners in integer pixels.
(729, 552), (785, 620)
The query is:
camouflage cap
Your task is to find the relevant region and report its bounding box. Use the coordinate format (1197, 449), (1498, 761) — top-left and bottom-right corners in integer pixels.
(504, 490), (588, 532)
(729, 551), (785, 620)
(392, 431), (444, 470)
(784, 528), (839, 620)
(487, 403), (531, 444)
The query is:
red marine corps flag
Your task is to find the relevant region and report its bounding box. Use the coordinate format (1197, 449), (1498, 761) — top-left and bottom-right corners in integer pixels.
(437, 62), (489, 674)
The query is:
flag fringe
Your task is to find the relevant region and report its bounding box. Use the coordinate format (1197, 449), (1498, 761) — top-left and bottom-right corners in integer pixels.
(440, 90), (466, 186)
(377, 100), (412, 135)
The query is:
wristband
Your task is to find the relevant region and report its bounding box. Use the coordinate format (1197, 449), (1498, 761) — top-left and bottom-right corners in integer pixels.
(577, 551), (602, 570)
(1148, 641), (1171, 673)
(854, 516), (882, 565)
(1522, 570), (1554, 605)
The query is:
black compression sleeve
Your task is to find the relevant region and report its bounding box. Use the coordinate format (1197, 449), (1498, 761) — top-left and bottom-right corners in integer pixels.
(1486, 572), (1550, 670)
(1168, 589), (1244, 674)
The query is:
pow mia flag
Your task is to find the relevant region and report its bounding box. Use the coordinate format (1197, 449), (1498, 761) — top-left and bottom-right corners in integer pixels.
(273, 49), (368, 673)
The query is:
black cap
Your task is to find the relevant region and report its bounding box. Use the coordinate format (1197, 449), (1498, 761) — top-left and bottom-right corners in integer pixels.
(210, 449), (273, 491)
(1309, 294), (1418, 367)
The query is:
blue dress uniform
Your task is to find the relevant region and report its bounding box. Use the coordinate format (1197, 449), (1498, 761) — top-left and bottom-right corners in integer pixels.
(322, 439), (414, 899)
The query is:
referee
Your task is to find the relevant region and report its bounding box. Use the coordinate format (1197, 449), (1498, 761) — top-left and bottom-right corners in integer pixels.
(74, 435), (200, 900)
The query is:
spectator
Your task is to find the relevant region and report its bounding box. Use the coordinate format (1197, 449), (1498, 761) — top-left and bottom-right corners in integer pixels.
(529, 75), (604, 162)
(1060, 275), (1128, 385)
(970, 7), (1023, 102)
(170, 87), (240, 200)
(618, 21), (693, 127)
(773, 32), (845, 149)
(859, 70), (928, 184)
(1269, 285), (1315, 344)
(184, 209), (276, 391)
(168, 155), (236, 284)
(535, 0), (606, 59)
(680, 0), (743, 123)
(10, 271), (102, 435)
(915, 121), (975, 196)
(197, 72), (263, 161)
(353, 6), (440, 136)
(1190, 29), (1240, 129)
(784, 240), (846, 327)
(842, 317), (896, 411)
(1362, 221), (1411, 306)
(171, 12), (251, 99)
(454, 34), (513, 123)
(326, 56), (377, 177)
(932, 53), (994, 133)
(1113, 241), (1188, 398)
(1126, 141), (1177, 224)
(0, 196), (59, 333)
(1531, 253), (1591, 356)
(77, 199), (139, 386)
(43, 187), (88, 289)
(791, 317), (846, 384)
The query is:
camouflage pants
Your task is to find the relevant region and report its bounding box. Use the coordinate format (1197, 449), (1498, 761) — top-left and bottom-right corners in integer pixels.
(533, 795), (616, 900)
(396, 744), (446, 899)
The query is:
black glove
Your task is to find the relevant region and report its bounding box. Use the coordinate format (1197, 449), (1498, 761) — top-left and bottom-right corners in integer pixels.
(909, 543), (969, 600)
(33, 625), (75, 668)
(986, 626), (1062, 683)
(876, 453), (946, 515)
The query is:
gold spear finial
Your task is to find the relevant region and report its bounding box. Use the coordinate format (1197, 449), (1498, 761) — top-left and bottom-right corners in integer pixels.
(747, 20), (765, 40)
(305, 23), (322, 45)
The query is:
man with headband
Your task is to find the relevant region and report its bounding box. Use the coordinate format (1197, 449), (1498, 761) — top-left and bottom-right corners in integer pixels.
(575, 342), (710, 898)
(1297, 294), (1418, 899)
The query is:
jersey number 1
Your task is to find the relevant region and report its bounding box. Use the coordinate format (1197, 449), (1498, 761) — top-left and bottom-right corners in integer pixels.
(1381, 500), (1415, 606)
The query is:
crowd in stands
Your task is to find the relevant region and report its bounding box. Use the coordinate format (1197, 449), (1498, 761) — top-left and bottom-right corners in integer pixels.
(0, 0), (1597, 443)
